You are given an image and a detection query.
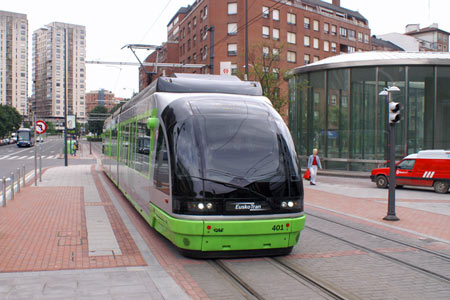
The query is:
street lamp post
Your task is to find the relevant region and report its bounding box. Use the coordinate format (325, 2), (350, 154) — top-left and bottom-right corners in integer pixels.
(379, 86), (401, 221)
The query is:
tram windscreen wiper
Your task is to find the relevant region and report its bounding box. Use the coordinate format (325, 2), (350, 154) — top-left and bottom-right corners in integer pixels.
(191, 176), (269, 202)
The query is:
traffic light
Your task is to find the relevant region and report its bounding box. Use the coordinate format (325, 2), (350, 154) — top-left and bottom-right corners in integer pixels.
(389, 102), (401, 124)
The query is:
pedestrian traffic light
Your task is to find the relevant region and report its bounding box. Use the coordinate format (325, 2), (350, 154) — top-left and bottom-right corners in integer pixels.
(389, 102), (401, 124)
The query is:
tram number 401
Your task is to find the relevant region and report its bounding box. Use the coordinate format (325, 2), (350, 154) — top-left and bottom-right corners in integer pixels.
(272, 224), (284, 231)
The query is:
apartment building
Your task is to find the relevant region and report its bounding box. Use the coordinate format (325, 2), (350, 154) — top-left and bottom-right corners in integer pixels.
(140, 0), (371, 117)
(0, 10), (28, 116)
(405, 23), (449, 52)
(85, 89), (122, 113)
(32, 22), (86, 120)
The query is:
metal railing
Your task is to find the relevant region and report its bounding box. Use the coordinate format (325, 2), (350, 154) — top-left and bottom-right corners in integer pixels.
(1, 165), (27, 207)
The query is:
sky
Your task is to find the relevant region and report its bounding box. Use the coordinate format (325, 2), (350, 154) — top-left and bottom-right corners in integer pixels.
(2, 0), (449, 98)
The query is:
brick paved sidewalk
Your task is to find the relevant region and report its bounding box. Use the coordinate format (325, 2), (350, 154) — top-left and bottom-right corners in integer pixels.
(0, 163), (189, 300)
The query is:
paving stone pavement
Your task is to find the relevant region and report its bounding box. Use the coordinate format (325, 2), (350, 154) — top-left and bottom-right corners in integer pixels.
(0, 163), (190, 300)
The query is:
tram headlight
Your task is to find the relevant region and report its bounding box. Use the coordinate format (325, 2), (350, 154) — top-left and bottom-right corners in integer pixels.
(288, 201), (294, 208)
(206, 202), (213, 210)
(280, 200), (301, 210)
(198, 203), (205, 210)
(281, 201), (288, 208)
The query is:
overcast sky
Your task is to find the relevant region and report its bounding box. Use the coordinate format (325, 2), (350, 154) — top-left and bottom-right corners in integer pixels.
(2, 0), (448, 98)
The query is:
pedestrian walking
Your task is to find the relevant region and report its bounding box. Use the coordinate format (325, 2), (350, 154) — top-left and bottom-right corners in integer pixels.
(72, 141), (78, 156)
(307, 148), (322, 185)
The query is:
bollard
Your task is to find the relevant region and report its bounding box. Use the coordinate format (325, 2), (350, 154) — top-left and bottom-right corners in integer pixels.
(1, 177), (5, 207)
(17, 168), (20, 193)
(10, 172), (14, 201)
(22, 165), (26, 187)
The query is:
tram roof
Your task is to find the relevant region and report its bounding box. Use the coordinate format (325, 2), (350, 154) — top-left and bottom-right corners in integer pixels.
(291, 51), (450, 74)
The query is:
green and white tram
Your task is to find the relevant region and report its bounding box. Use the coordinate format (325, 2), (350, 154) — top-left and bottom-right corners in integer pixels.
(102, 74), (306, 257)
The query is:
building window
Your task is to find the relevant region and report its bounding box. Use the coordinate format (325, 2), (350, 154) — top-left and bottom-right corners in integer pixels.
(273, 48), (280, 59)
(287, 32), (296, 44)
(348, 46), (356, 53)
(324, 40), (329, 52)
(348, 29), (356, 40)
(262, 46), (269, 58)
(188, 22), (191, 33)
(228, 2), (237, 15)
(287, 13), (296, 25)
(203, 45), (208, 59)
(340, 27), (347, 37)
(358, 32), (363, 42)
(203, 6), (208, 19)
(313, 56), (320, 63)
(304, 36), (310, 47)
(313, 38), (319, 49)
(331, 25), (337, 35)
(273, 68), (280, 79)
(193, 17), (197, 27)
(304, 54), (310, 65)
(313, 20), (319, 31)
(262, 26), (269, 38)
(273, 28), (279, 40)
(231, 63), (238, 75)
(324, 23), (329, 33)
(262, 6), (269, 18)
(228, 23), (238, 35)
(193, 34), (197, 46)
(287, 51), (296, 63)
(331, 42), (337, 53)
(304, 17), (310, 29)
(273, 9), (279, 21)
(364, 34), (369, 43)
(228, 43), (237, 56)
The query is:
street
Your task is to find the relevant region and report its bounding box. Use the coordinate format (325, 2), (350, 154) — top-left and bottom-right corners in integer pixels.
(0, 136), (95, 180)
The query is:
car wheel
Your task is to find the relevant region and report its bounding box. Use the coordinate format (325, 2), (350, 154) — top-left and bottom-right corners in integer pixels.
(375, 175), (388, 188)
(433, 181), (449, 194)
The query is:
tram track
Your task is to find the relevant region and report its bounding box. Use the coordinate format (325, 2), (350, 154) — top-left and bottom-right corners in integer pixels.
(306, 225), (450, 284)
(307, 212), (450, 262)
(211, 258), (351, 300)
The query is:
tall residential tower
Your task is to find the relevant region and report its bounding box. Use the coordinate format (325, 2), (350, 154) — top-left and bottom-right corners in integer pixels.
(0, 10), (28, 115)
(32, 22), (86, 120)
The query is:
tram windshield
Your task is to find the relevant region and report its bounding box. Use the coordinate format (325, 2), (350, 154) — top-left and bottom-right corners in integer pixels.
(17, 131), (31, 141)
(165, 97), (303, 214)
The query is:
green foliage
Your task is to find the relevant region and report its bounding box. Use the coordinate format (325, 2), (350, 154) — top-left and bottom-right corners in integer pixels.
(88, 105), (109, 136)
(46, 121), (58, 135)
(246, 41), (288, 113)
(0, 105), (23, 138)
(109, 101), (125, 114)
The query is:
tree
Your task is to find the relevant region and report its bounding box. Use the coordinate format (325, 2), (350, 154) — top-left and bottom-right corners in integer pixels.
(46, 121), (58, 135)
(0, 105), (23, 138)
(87, 105), (109, 136)
(246, 42), (288, 113)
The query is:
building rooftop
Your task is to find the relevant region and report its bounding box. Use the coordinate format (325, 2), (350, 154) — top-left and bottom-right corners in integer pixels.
(371, 36), (404, 51)
(167, 5), (192, 26)
(302, 0), (368, 23)
(406, 25), (450, 36)
(292, 51), (450, 73)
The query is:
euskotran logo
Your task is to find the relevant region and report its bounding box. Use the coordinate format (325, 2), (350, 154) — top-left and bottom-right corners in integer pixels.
(235, 202), (264, 211)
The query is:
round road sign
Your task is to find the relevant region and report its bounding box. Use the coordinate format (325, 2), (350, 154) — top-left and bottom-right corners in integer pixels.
(36, 120), (47, 135)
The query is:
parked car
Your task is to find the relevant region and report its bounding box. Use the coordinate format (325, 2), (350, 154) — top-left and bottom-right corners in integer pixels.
(371, 150), (450, 194)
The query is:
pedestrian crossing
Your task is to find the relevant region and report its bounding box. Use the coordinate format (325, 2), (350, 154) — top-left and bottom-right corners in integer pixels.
(0, 154), (59, 160)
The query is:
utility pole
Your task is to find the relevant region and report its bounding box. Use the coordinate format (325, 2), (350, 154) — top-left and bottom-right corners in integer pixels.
(64, 28), (68, 167)
(245, 0), (249, 81)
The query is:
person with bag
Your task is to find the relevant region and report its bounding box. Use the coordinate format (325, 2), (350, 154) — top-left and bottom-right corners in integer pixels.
(307, 148), (322, 185)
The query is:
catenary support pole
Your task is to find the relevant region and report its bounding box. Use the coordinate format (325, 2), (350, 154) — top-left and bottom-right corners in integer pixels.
(22, 165), (26, 187)
(34, 112), (37, 186)
(245, 0), (249, 80)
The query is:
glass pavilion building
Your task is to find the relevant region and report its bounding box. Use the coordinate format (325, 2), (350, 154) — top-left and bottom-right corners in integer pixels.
(288, 52), (450, 171)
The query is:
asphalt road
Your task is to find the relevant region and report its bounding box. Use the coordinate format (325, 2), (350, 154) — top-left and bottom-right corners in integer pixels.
(0, 136), (94, 180)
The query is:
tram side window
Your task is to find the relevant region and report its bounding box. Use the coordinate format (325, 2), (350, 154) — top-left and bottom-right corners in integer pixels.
(111, 128), (118, 159)
(154, 126), (170, 195)
(135, 118), (150, 175)
(120, 124), (130, 164)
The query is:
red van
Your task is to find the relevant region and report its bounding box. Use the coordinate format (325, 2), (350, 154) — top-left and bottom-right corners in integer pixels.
(370, 150), (450, 194)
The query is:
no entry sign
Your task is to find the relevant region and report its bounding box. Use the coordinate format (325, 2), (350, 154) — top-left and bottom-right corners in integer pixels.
(36, 120), (47, 135)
